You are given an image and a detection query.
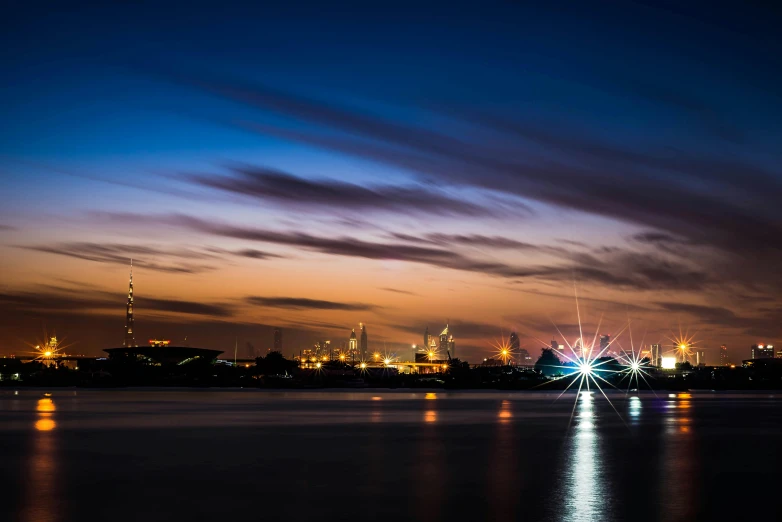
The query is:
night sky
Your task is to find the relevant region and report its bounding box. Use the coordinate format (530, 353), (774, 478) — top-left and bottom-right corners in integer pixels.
(2, 2), (781, 362)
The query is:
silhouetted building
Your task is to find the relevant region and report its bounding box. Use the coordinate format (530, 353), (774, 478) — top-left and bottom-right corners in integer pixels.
(695, 350), (706, 366)
(510, 332), (520, 351)
(124, 260), (135, 347)
(273, 328), (282, 353)
(518, 348), (532, 364)
(105, 343), (222, 365)
(720, 344), (728, 365)
(360, 323), (368, 360)
(574, 338), (583, 357)
(752, 344), (774, 359)
(551, 340), (558, 351)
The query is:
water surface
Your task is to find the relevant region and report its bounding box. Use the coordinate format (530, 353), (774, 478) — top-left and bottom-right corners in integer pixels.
(1, 389), (780, 522)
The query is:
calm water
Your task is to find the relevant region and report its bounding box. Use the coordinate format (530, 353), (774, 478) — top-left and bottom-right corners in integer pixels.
(1, 389), (780, 522)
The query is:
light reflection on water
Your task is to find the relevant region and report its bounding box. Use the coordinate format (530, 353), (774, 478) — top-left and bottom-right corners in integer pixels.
(20, 394), (60, 522)
(561, 391), (605, 521)
(2, 390), (780, 522)
(660, 394), (697, 522)
(416, 393), (445, 521)
(628, 395), (642, 419)
(487, 400), (517, 521)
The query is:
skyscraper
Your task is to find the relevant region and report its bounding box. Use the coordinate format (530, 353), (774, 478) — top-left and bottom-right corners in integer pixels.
(509, 332), (520, 352)
(439, 324), (449, 353)
(651, 344), (661, 367)
(124, 260), (134, 347)
(424, 326), (430, 354)
(751, 344), (774, 359)
(273, 328), (282, 353)
(349, 329), (358, 359)
(360, 323), (368, 360)
(719, 344), (728, 365)
(438, 323), (455, 358)
(695, 349), (706, 366)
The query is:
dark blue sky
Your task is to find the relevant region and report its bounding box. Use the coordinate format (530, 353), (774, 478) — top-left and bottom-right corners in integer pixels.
(2, 2), (781, 360)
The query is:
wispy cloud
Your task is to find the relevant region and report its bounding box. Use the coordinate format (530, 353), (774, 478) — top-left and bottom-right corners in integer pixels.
(0, 288), (234, 318)
(379, 287), (418, 296)
(20, 242), (216, 274)
(654, 301), (779, 337)
(247, 296), (375, 311)
(188, 165), (499, 217)
(183, 74), (782, 264)
(91, 211), (716, 291)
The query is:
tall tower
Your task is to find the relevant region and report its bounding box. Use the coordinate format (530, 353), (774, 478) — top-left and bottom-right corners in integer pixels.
(719, 344), (728, 365)
(424, 326), (429, 353)
(273, 327), (282, 353)
(124, 260), (135, 347)
(360, 323), (368, 360)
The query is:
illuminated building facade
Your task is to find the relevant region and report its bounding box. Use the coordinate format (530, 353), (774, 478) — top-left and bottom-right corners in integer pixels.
(751, 344), (774, 359)
(518, 348), (532, 365)
(439, 324), (455, 358)
(312, 340), (331, 359)
(273, 328), (282, 353)
(421, 323), (456, 358)
(348, 329), (359, 360)
(695, 350), (706, 366)
(124, 261), (134, 347)
(720, 344), (728, 365)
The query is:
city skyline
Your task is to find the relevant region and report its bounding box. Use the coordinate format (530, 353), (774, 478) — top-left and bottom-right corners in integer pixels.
(2, 4), (781, 361)
(6, 259), (770, 367)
